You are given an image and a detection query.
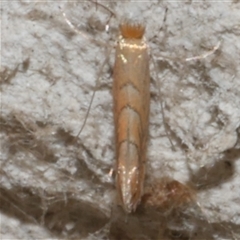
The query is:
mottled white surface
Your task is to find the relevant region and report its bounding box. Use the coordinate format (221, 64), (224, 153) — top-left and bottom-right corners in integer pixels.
(1, 1), (240, 239)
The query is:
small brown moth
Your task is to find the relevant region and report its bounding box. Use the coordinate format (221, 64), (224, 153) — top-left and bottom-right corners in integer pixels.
(113, 23), (150, 213)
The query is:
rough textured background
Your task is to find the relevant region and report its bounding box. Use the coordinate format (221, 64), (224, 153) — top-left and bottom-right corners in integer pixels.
(1, 1), (240, 239)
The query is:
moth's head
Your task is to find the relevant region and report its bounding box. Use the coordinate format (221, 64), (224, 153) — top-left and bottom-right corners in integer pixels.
(119, 23), (145, 39)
